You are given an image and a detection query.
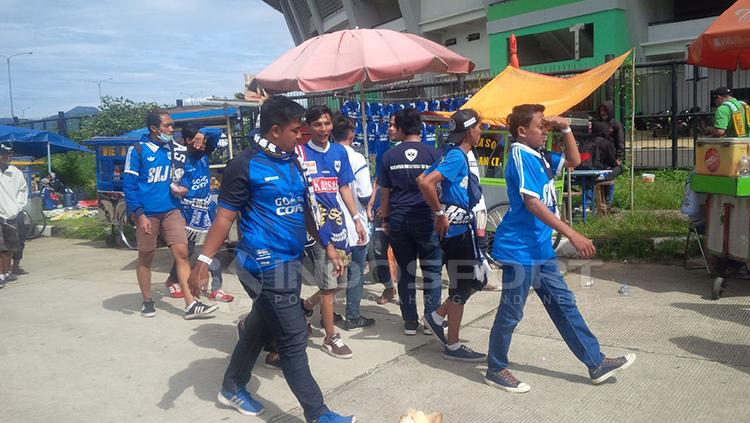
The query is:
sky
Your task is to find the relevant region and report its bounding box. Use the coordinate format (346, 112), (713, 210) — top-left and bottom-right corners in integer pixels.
(0, 0), (294, 119)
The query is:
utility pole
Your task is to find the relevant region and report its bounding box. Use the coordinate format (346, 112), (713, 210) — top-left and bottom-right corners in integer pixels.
(1, 51), (33, 119)
(88, 77), (113, 103)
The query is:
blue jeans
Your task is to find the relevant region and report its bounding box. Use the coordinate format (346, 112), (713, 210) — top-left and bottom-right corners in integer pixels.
(346, 245), (368, 320)
(487, 259), (604, 372)
(370, 214), (394, 289)
(389, 217), (442, 321)
(222, 260), (328, 422)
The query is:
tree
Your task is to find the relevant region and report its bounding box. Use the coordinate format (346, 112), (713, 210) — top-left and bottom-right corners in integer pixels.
(60, 97), (162, 198)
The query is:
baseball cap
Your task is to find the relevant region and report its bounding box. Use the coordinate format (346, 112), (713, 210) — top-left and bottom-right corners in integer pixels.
(711, 87), (732, 98)
(446, 109), (480, 144)
(0, 143), (12, 154)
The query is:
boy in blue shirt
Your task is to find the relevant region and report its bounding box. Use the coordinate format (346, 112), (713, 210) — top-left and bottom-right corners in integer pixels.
(486, 104), (635, 393)
(165, 124), (233, 302)
(417, 109), (487, 362)
(188, 96), (356, 423)
(123, 109), (217, 320)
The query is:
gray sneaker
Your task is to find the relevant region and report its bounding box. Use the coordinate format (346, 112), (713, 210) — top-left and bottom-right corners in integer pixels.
(322, 333), (353, 359)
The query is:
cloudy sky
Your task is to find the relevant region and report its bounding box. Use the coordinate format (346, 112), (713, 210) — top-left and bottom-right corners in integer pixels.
(0, 0), (294, 119)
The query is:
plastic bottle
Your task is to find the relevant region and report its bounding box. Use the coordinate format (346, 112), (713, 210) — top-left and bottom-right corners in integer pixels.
(618, 284), (631, 296)
(738, 156), (750, 177)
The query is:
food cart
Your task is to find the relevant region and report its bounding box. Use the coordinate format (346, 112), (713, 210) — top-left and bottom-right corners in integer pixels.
(86, 103), (258, 248)
(690, 137), (750, 299)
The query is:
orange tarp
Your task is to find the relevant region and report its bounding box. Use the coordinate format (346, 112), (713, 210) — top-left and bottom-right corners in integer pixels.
(687, 0), (750, 70)
(459, 50), (631, 127)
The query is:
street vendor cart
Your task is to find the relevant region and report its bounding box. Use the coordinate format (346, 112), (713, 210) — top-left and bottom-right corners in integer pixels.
(691, 137), (750, 299)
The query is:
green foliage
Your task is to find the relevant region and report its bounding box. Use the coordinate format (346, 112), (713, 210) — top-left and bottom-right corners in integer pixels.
(70, 96), (160, 141)
(52, 216), (110, 241)
(50, 152), (97, 197)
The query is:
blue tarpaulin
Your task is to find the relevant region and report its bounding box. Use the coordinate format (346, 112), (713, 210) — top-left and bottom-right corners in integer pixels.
(0, 125), (91, 156)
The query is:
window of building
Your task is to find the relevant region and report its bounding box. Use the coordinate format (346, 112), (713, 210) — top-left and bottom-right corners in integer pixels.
(511, 23), (594, 66)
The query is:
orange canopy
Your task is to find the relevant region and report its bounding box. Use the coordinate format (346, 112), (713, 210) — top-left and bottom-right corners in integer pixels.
(688, 0), (750, 70)
(458, 50), (630, 127)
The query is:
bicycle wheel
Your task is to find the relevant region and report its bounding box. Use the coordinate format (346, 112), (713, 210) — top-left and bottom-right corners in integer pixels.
(118, 221), (138, 250)
(23, 209), (46, 240)
(485, 202), (510, 266)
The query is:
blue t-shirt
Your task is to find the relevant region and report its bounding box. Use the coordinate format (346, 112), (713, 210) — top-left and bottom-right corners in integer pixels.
(491, 143), (564, 265)
(378, 141), (441, 225)
(218, 146), (307, 273)
(297, 141), (355, 250)
(425, 148), (470, 238)
(123, 136), (181, 216)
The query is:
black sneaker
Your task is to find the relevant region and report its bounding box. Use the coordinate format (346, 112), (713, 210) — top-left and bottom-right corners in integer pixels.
(589, 353), (637, 384)
(485, 369), (531, 393)
(265, 354), (281, 370)
(344, 316), (375, 330)
(404, 320), (419, 335)
(422, 313), (447, 345)
(321, 312), (344, 328)
(184, 300), (219, 320)
(5, 273), (17, 283)
(11, 267), (28, 275)
(141, 299), (156, 317)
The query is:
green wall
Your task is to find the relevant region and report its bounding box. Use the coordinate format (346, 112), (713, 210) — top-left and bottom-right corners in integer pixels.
(488, 9), (631, 74)
(487, 0), (582, 21)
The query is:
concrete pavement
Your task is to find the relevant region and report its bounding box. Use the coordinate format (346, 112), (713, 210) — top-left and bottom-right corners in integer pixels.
(1, 238), (748, 422)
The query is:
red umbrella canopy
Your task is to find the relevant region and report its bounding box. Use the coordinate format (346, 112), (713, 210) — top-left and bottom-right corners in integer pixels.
(688, 0), (750, 70)
(257, 28), (476, 93)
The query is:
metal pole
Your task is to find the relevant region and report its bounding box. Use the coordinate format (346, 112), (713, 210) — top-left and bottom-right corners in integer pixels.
(630, 51), (636, 211)
(47, 142), (51, 174)
(98, 82), (102, 101)
(670, 62), (678, 169)
(6, 57), (14, 118)
(360, 85), (369, 167)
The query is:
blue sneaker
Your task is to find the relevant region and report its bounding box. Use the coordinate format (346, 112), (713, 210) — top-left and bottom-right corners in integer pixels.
(422, 313), (447, 345)
(589, 353), (636, 385)
(442, 344), (486, 362)
(217, 388), (264, 416)
(316, 411), (357, 423)
(485, 368), (531, 393)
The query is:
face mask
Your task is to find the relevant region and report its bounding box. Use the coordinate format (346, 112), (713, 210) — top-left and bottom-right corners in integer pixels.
(158, 131), (174, 143)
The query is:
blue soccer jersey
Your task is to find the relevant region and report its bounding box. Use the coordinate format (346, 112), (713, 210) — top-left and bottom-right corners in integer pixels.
(491, 143), (564, 265)
(218, 145), (308, 273)
(425, 147), (470, 238)
(297, 141), (355, 250)
(123, 136), (181, 217)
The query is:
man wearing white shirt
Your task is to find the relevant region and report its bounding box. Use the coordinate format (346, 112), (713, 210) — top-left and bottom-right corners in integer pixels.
(333, 114), (377, 330)
(0, 144), (27, 287)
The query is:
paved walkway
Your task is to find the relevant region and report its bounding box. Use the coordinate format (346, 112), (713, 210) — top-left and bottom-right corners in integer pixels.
(1, 238), (748, 422)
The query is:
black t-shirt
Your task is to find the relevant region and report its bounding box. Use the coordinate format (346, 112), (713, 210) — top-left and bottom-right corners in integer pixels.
(378, 141), (440, 221)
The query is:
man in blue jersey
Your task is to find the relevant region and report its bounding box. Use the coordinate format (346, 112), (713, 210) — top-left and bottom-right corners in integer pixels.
(297, 105), (366, 359)
(378, 108), (443, 336)
(164, 124), (233, 302)
(417, 109), (487, 362)
(123, 109), (217, 320)
(331, 114), (376, 331)
(188, 96), (356, 423)
(486, 104), (635, 393)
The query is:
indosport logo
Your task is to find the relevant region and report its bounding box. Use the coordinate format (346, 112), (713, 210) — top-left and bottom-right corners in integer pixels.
(275, 195), (304, 216)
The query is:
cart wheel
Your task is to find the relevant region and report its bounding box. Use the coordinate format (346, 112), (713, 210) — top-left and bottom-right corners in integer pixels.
(711, 277), (725, 300)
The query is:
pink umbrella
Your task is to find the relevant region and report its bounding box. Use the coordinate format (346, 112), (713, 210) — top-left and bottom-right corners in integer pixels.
(256, 28), (475, 159)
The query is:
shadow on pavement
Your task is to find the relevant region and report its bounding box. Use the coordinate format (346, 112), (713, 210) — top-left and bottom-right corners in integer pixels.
(672, 302), (750, 328)
(157, 357), (300, 422)
(670, 336), (750, 374)
(102, 293), (185, 318)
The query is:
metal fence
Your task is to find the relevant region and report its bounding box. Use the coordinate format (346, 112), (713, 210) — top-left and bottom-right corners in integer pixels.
(11, 112), (95, 138)
(286, 60), (750, 170)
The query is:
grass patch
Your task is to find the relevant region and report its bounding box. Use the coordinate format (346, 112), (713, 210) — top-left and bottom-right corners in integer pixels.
(612, 168), (689, 210)
(51, 216), (110, 241)
(573, 210), (691, 262)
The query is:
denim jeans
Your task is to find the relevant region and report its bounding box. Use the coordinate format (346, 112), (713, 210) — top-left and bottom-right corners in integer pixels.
(389, 216), (442, 321)
(370, 214), (394, 289)
(169, 241), (223, 291)
(222, 260), (328, 422)
(345, 245), (368, 320)
(487, 259), (604, 372)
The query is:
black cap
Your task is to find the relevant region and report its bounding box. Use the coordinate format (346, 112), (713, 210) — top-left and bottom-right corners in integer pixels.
(446, 109), (480, 144)
(711, 87), (732, 98)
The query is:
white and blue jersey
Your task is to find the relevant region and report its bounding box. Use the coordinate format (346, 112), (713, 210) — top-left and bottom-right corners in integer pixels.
(424, 147), (470, 238)
(491, 143), (564, 265)
(178, 128), (224, 230)
(296, 141), (354, 251)
(123, 135), (181, 217)
(219, 146), (308, 273)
